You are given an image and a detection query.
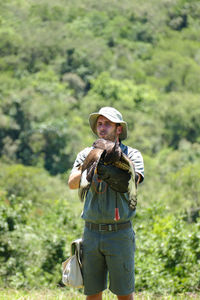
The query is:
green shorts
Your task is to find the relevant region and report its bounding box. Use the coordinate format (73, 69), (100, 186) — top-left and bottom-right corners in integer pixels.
(82, 223), (135, 296)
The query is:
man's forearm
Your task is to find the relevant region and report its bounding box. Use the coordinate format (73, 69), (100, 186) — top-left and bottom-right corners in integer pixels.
(68, 170), (81, 189)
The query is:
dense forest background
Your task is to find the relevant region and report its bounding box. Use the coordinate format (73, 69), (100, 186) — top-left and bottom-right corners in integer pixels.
(0, 0), (200, 295)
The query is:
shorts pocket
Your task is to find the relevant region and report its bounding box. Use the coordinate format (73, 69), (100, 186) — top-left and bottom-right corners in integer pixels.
(123, 261), (133, 272)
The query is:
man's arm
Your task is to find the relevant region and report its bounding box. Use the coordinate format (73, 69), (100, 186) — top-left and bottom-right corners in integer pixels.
(68, 147), (92, 190)
(127, 147), (144, 183)
(68, 170), (82, 189)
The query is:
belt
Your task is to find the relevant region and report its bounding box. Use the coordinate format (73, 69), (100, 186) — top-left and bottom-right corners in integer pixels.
(85, 221), (131, 232)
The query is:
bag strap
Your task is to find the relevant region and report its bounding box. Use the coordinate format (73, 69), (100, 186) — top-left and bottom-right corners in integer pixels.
(71, 238), (83, 267)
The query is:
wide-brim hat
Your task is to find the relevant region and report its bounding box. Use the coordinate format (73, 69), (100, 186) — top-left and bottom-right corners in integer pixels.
(89, 107), (127, 140)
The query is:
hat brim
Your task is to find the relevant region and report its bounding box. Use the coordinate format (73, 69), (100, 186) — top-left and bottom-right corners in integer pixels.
(89, 112), (127, 140)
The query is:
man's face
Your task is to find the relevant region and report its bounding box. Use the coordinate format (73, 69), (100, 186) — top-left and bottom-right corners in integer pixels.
(96, 116), (121, 142)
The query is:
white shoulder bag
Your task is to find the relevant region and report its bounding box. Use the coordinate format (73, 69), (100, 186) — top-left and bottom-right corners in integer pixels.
(62, 238), (83, 288)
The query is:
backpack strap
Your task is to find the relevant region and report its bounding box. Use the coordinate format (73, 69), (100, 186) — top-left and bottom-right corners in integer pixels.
(123, 145), (128, 155)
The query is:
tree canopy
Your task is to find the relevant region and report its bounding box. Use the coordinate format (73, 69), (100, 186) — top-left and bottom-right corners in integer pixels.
(0, 0), (200, 293)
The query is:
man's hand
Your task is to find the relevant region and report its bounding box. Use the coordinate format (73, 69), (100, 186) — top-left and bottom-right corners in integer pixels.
(93, 139), (122, 163)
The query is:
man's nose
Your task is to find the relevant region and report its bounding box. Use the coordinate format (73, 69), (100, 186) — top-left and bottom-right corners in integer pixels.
(100, 124), (106, 130)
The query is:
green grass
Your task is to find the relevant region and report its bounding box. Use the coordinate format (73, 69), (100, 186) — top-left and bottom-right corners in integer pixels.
(0, 289), (199, 300)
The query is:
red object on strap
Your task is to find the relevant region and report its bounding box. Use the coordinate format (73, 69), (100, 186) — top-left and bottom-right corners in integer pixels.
(114, 208), (120, 221)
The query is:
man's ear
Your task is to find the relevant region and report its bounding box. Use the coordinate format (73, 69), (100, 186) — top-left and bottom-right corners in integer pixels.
(116, 125), (123, 135)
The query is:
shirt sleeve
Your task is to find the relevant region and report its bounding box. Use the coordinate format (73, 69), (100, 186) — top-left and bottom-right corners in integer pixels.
(127, 146), (144, 182)
(70, 147), (92, 174)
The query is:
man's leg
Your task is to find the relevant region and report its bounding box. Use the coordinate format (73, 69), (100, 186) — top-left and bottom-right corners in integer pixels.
(117, 294), (134, 300)
(86, 291), (103, 300)
(104, 227), (135, 297)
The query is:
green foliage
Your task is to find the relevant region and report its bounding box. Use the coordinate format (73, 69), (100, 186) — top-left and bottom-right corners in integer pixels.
(0, 163), (83, 288)
(0, 0), (200, 294)
(0, 163), (200, 294)
(166, 162), (200, 219)
(1, 0), (200, 166)
(160, 93), (200, 147)
(145, 49), (200, 93)
(135, 204), (200, 293)
(138, 141), (200, 218)
(0, 68), (80, 174)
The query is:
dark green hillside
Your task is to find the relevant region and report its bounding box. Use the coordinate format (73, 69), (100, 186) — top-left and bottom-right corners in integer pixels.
(0, 0), (200, 293)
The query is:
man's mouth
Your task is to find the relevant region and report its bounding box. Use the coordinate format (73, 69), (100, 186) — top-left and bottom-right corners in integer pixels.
(100, 132), (106, 136)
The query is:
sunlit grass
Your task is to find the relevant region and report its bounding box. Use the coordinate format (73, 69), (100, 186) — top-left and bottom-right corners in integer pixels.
(0, 289), (199, 300)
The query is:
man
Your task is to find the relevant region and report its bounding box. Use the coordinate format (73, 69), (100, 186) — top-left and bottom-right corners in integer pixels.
(68, 107), (144, 300)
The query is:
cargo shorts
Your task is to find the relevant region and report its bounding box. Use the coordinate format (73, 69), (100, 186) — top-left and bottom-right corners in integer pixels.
(82, 223), (135, 296)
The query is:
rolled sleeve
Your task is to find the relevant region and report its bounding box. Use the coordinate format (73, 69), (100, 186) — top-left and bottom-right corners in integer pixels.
(127, 147), (144, 182)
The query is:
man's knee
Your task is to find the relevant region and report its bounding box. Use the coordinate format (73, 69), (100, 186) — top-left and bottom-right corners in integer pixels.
(86, 291), (103, 300)
(117, 293), (134, 300)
